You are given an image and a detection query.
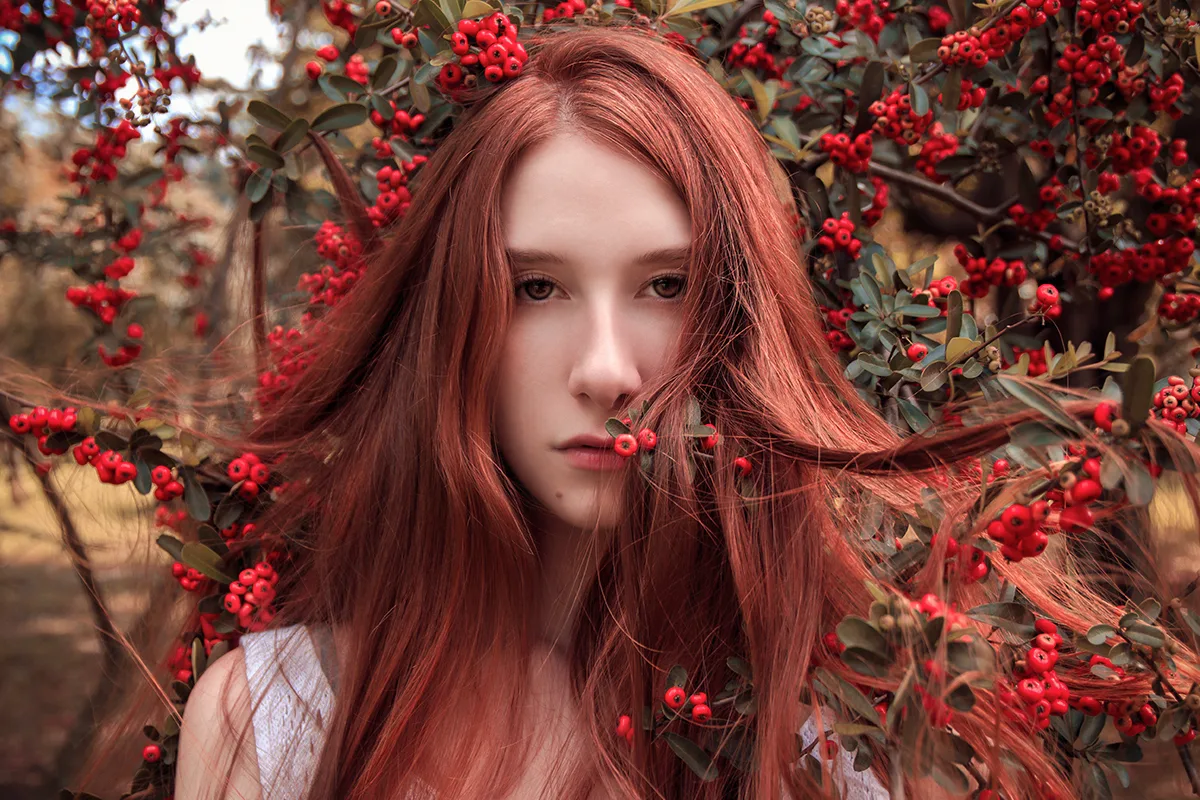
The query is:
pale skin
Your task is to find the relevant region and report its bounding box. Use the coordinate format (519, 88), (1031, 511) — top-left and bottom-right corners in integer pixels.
(176, 130), (693, 799)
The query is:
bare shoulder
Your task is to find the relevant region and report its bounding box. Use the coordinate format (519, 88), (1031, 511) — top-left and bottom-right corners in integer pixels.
(176, 645), (262, 800)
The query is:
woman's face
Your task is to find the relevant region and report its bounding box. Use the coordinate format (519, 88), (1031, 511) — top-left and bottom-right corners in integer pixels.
(495, 131), (691, 532)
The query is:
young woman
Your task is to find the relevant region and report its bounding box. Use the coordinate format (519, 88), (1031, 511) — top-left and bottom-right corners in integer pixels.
(59, 20), (1200, 800)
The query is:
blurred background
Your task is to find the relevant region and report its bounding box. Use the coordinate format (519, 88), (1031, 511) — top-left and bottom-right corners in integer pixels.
(2, 2), (1200, 798)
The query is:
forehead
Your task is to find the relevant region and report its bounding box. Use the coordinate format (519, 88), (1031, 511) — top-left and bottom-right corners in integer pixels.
(500, 132), (691, 263)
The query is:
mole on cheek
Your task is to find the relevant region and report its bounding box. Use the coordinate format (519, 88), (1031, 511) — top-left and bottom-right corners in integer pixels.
(555, 492), (564, 499)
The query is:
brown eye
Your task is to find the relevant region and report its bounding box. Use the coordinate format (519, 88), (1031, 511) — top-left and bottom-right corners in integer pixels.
(650, 275), (686, 299)
(517, 278), (556, 301)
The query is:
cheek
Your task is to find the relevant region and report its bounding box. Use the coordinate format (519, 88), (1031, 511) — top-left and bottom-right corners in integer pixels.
(494, 317), (558, 474)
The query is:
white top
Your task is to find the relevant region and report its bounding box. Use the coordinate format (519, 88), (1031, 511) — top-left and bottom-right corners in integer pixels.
(240, 624), (890, 799)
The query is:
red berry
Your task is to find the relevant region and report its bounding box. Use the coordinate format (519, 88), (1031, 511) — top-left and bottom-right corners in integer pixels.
(1000, 503), (1033, 534)
(636, 428), (657, 451)
(734, 456), (752, 477)
(906, 342), (929, 361)
(316, 45), (340, 61)
(1016, 677), (1045, 704)
(376, 0), (393, 13)
(1033, 633), (1058, 652)
(613, 434), (638, 457)
(822, 739), (840, 758)
(615, 714), (632, 736)
(689, 692), (707, 706)
(691, 703), (712, 722)
(664, 686), (686, 710)
(1025, 647), (1052, 673)
(305, 61), (323, 80)
(143, 744), (162, 762)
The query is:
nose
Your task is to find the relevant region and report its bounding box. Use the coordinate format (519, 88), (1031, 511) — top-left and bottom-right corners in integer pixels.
(566, 301), (643, 414)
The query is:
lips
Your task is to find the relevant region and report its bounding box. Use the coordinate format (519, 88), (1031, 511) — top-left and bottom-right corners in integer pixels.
(557, 434), (616, 451)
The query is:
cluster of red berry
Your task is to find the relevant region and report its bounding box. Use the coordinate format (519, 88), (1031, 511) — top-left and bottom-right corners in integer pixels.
(154, 505), (189, 532)
(365, 158), (426, 227)
(83, 0), (141, 40)
(1088, 236), (1195, 291)
(1027, 283), (1063, 320)
(930, 533), (990, 584)
(915, 129), (958, 181)
(953, 244), (1028, 298)
(996, 619), (1068, 731)
(170, 561), (208, 593)
(835, 0), (895, 43)
(8, 405), (78, 458)
(1008, 177), (1066, 234)
(816, 212), (863, 258)
(986, 497), (1055, 562)
(227, 451), (272, 502)
(941, 77), (987, 111)
(148, 465), (185, 503)
(436, 12), (529, 92)
(1058, 37), (1125, 88)
(66, 119), (141, 196)
(1147, 72), (1185, 116)
(869, 87), (935, 145)
(937, 30), (989, 68)
(1158, 291), (1200, 326)
(1151, 375), (1200, 434)
(223, 561), (281, 632)
(1139, 177), (1200, 238)
(819, 131), (873, 173)
(1076, 0), (1144, 33)
(727, 11), (791, 80)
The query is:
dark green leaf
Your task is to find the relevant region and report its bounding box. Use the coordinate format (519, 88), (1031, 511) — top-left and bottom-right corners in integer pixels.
(727, 656), (752, 679)
(909, 37), (942, 62)
(945, 683), (976, 712)
(605, 418), (631, 437)
(247, 100), (292, 131)
(841, 646), (893, 678)
(995, 376), (1085, 434)
(836, 616), (890, 656)
(276, 118), (310, 154)
(1087, 624), (1117, 645)
(180, 542), (234, 583)
(663, 732), (718, 781)
(246, 169), (272, 203)
(1122, 356), (1156, 432)
(966, 602), (1036, 637)
(1124, 622), (1165, 648)
(815, 667), (884, 726)
(312, 102), (369, 132)
(156, 533), (185, 562)
(372, 55), (400, 90)
(1124, 459), (1156, 506)
(667, 664), (688, 690)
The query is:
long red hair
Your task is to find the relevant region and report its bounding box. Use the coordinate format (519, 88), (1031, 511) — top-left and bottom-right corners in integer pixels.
(17, 21), (1200, 800)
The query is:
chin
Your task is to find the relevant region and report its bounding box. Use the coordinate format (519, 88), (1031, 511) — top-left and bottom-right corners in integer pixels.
(546, 485), (626, 532)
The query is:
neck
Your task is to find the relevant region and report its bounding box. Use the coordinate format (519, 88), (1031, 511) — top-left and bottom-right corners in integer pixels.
(531, 510), (603, 657)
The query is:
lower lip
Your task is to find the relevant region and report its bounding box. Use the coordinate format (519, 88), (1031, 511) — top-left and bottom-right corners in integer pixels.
(560, 446), (629, 471)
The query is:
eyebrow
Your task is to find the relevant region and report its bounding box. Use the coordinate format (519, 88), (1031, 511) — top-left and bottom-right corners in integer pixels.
(504, 245), (693, 266)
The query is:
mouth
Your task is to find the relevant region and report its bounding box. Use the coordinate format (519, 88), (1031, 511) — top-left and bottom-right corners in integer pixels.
(557, 437), (626, 471)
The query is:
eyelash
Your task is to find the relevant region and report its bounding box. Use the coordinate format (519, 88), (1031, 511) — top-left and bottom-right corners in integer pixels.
(514, 273), (688, 303)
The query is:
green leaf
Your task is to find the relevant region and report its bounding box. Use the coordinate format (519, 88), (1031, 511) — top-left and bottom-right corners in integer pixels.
(372, 55), (400, 90)
(663, 732), (718, 780)
(461, 0), (495, 15)
(665, 0), (736, 16)
(181, 469), (211, 522)
(945, 336), (976, 364)
(605, 418), (631, 437)
(276, 118), (310, 154)
(312, 102), (369, 132)
(1087, 624), (1117, 645)
(815, 667), (884, 726)
(667, 664), (688, 690)
(1124, 459), (1156, 506)
(247, 144), (285, 170)
(1122, 356), (1156, 432)
(247, 100), (293, 131)
(909, 37), (942, 62)
(995, 376), (1084, 434)
(898, 399), (932, 433)
(1124, 622), (1165, 648)
(966, 602), (1036, 637)
(180, 542), (234, 583)
(155, 533), (185, 562)
(836, 616), (890, 656)
(727, 656), (752, 679)
(898, 304), (942, 318)
(910, 82), (929, 116)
